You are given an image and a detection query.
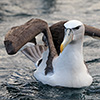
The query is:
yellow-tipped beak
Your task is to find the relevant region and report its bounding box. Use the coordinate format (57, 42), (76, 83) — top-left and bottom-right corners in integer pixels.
(60, 44), (64, 53)
(60, 29), (73, 53)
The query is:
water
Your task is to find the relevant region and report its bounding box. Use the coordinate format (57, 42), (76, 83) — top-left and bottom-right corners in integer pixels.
(0, 0), (100, 99)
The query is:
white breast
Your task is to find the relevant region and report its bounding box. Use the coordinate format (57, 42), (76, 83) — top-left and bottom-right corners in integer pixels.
(34, 44), (92, 88)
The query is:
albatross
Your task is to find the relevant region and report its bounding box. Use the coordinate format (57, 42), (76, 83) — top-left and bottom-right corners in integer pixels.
(4, 19), (100, 88)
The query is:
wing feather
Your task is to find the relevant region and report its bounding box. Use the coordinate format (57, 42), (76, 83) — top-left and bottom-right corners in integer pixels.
(21, 42), (47, 66)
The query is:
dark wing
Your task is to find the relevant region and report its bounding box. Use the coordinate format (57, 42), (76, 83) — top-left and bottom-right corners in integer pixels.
(85, 24), (100, 39)
(4, 18), (58, 75)
(4, 19), (100, 55)
(4, 19), (49, 54)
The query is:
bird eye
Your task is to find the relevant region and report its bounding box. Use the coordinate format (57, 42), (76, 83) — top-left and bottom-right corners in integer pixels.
(64, 28), (71, 36)
(73, 26), (81, 30)
(64, 28), (67, 34)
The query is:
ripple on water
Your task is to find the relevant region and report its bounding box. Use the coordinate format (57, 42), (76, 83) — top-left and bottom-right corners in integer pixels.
(0, 69), (100, 100)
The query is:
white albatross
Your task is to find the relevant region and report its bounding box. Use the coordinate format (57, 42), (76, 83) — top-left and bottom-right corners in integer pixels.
(21, 20), (93, 88)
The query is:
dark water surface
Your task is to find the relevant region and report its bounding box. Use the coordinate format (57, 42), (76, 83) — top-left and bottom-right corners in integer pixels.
(0, 0), (100, 99)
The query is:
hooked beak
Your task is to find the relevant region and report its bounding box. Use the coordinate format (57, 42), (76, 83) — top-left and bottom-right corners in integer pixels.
(60, 29), (73, 53)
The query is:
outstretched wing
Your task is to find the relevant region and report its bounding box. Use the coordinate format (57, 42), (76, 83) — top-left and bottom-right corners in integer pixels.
(4, 18), (100, 55)
(4, 19), (49, 54)
(4, 19), (58, 75)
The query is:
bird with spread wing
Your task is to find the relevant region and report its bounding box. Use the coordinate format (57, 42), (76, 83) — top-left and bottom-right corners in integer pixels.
(4, 19), (100, 88)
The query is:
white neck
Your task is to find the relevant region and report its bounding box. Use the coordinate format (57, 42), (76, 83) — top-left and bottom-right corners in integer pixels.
(54, 39), (86, 72)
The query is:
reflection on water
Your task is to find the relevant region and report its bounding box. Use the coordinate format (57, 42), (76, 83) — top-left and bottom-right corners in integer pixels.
(0, 0), (100, 100)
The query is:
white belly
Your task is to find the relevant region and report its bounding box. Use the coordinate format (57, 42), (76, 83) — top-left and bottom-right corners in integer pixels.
(34, 49), (93, 88)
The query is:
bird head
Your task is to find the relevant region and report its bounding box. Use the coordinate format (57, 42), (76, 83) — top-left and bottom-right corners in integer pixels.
(60, 20), (85, 53)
